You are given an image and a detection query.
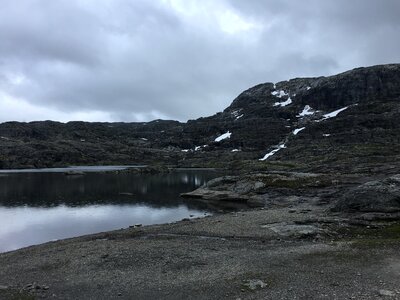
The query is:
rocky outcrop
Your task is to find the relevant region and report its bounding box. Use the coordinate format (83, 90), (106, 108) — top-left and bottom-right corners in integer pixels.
(1, 64), (400, 170)
(333, 175), (400, 213)
(181, 172), (336, 208)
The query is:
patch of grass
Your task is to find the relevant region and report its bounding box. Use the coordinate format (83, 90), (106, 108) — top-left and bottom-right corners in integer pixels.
(339, 222), (400, 248)
(301, 249), (362, 264)
(259, 175), (332, 189)
(0, 290), (35, 300)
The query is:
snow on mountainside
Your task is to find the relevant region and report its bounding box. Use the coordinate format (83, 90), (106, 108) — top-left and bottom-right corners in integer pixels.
(1, 64), (400, 170)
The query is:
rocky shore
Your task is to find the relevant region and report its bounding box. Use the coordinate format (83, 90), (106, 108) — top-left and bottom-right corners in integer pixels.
(1, 64), (400, 299)
(1, 170), (400, 299)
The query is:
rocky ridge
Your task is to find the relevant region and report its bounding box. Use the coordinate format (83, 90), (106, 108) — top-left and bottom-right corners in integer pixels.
(1, 64), (400, 299)
(1, 64), (400, 172)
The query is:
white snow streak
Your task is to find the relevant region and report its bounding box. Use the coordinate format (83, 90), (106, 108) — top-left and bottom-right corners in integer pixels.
(259, 144), (287, 161)
(271, 90), (288, 98)
(293, 127), (306, 135)
(215, 131), (231, 142)
(322, 106), (349, 120)
(274, 97), (292, 107)
(297, 105), (314, 117)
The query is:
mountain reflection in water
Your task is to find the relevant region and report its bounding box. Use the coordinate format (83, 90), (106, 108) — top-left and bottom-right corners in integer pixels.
(0, 169), (220, 252)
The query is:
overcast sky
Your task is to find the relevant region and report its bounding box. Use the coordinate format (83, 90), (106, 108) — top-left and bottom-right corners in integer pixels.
(0, 0), (399, 123)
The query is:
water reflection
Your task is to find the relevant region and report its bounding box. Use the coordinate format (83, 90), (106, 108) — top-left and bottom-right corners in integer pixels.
(0, 171), (213, 208)
(0, 204), (208, 253)
(0, 169), (219, 253)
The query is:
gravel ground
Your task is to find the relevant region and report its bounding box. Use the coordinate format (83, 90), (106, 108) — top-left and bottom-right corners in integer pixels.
(0, 205), (399, 300)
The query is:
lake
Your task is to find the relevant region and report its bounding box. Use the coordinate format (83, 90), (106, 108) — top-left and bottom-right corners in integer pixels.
(0, 167), (220, 253)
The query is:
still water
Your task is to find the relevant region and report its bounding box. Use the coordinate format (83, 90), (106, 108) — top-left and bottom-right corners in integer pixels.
(0, 167), (219, 253)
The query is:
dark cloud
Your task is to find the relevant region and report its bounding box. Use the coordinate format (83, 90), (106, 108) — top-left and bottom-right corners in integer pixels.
(0, 0), (399, 122)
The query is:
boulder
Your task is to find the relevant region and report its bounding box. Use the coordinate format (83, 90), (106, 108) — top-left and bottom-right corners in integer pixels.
(333, 175), (400, 213)
(180, 188), (248, 202)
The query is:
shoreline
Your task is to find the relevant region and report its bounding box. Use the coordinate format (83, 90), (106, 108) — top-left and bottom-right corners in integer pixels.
(1, 169), (400, 299)
(1, 197), (399, 299)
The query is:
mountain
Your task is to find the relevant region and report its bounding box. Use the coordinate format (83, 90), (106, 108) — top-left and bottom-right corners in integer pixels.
(1, 63), (400, 172)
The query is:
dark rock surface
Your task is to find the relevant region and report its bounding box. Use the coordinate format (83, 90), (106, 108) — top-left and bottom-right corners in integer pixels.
(1, 64), (400, 172)
(333, 175), (400, 213)
(1, 64), (400, 299)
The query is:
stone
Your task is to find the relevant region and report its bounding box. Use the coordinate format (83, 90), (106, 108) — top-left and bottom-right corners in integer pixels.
(181, 188), (249, 202)
(333, 175), (400, 213)
(119, 192), (134, 196)
(261, 222), (323, 238)
(243, 279), (267, 290)
(378, 289), (395, 297)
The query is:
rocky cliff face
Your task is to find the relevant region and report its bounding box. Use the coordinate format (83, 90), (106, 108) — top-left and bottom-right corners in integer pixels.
(1, 64), (400, 171)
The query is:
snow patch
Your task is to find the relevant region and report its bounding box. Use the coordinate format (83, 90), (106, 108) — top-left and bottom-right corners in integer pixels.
(297, 105), (315, 117)
(322, 134), (331, 137)
(194, 145), (208, 151)
(293, 127), (306, 135)
(232, 149), (241, 152)
(306, 86), (311, 90)
(322, 106), (349, 120)
(231, 109), (242, 117)
(215, 131), (232, 142)
(181, 149), (190, 152)
(231, 110), (244, 120)
(259, 144), (287, 161)
(271, 90), (288, 98)
(140, 138), (148, 141)
(274, 97), (292, 107)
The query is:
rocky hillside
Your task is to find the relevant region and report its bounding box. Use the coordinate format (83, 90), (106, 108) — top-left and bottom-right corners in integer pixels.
(1, 64), (400, 171)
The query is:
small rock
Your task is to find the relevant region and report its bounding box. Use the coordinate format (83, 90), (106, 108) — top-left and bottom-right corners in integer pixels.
(379, 289), (396, 297)
(24, 283), (34, 290)
(243, 279), (268, 290)
(189, 215), (194, 217)
(135, 224), (142, 227)
(0, 285), (8, 290)
(64, 171), (85, 176)
(119, 192), (134, 196)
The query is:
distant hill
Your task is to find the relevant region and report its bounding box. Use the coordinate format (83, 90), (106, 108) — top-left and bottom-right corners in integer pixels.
(1, 64), (400, 172)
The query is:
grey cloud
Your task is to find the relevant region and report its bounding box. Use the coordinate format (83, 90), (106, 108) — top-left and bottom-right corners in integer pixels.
(0, 0), (399, 122)
(0, 0), (104, 66)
